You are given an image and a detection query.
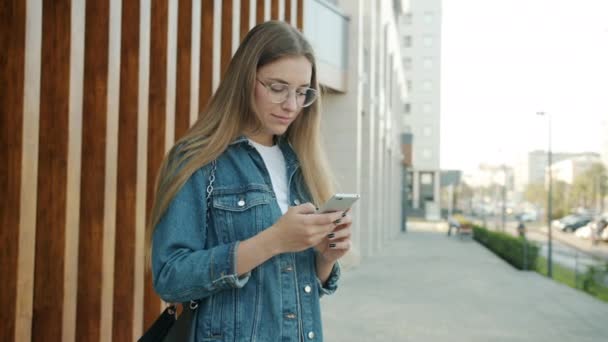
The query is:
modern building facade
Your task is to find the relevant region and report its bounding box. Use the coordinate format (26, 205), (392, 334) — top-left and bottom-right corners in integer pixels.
(307, 0), (409, 259)
(398, 0), (442, 220)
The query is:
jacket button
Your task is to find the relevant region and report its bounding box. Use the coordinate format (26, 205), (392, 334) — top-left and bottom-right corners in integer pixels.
(307, 331), (315, 339)
(304, 285), (312, 293)
(237, 199), (245, 207)
(285, 313), (296, 319)
(293, 199), (300, 205)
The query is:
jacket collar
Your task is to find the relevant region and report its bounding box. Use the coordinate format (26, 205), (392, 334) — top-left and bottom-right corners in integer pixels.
(230, 135), (299, 167)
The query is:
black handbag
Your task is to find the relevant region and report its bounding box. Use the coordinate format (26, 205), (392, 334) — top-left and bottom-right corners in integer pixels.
(139, 160), (217, 341)
(138, 302), (198, 342)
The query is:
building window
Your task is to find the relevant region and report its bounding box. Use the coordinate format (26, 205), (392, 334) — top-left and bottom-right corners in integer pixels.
(407, 80), (412, 92)
(423, 36), (433, 47)
(421, 172), (433, 184)
(423, 103), (432, 113)
(404, 103), (411, 114)
(403, 57), (412, 70)
(423, 57), (433, 69)
(422, 80), (432, 91)
(424, 12), (434, 24)
(423, 149), (432, 159)
(402, 13), (412, 25)
(403, 35), (412, 48)
(423, 126), (432, 137)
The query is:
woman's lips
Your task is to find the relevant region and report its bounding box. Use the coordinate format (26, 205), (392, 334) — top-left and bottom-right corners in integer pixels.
(272, 114), (292, 124)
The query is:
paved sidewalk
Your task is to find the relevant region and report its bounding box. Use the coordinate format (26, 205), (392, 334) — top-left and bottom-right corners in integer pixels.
(321, 223), (608, 341)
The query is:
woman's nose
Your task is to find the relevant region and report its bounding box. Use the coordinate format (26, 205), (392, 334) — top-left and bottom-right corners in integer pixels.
(281, 91), (298, 111)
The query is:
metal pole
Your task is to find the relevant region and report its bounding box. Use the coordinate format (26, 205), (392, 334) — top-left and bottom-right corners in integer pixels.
(501, 165), (507, 232)
(538, 111), (553, 278)
(547, 113), (554, 278)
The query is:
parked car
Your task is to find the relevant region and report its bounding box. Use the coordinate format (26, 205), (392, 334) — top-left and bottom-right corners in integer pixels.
(574, 224), (593, 239)
(552, 214), (592, 232)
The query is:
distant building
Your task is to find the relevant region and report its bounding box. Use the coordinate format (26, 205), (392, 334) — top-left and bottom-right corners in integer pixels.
(399, 0), (442, 220)
(550, 154), (602, 184)
(514, 150), (599, 191)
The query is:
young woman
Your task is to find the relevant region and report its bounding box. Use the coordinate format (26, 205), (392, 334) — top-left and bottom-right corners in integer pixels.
(147, 21), (353, 341)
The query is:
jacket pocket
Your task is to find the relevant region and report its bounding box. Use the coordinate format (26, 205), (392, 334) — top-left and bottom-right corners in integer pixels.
(211, 186), (273, 242)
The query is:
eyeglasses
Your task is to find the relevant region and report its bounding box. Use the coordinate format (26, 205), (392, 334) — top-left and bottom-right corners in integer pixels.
(257, 79), (318, 108)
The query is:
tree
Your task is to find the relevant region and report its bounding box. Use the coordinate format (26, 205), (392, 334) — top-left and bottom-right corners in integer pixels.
(524, 182), (545, 207)
(523, 181), (569, 220)
(571, 162), (607, 212)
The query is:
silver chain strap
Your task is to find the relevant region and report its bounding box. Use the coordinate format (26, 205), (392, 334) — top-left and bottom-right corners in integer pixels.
(182, 160), (216, 312)
(206, 160), (217, 219)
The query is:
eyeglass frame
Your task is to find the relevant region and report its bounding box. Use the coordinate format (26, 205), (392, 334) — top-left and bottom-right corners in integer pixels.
(256, 78), (318, 108)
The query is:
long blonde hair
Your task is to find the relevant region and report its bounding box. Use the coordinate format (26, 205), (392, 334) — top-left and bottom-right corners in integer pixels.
(146, 21), (335, 262)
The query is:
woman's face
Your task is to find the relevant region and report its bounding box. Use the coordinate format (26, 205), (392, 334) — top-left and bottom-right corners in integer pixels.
(250, 55), (313, 146)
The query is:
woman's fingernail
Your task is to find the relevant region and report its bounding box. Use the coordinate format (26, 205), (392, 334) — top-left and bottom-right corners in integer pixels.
(328, 233), (335, 239)
(333, 218), (341, 225)
(329, 243), (337, 248)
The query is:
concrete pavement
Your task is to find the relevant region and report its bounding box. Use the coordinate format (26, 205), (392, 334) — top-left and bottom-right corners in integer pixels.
(321, 222), (608, 341)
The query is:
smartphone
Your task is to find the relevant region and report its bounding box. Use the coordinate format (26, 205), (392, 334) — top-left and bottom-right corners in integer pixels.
(317, 193), (360, 213)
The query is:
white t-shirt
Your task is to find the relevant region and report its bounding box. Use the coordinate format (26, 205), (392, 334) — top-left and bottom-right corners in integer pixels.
(249, 140), (289, 214)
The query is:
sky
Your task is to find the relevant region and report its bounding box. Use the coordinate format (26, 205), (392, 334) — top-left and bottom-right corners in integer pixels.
(440, 0), (608, 173)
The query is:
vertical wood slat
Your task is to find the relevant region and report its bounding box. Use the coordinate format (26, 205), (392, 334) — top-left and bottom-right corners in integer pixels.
(16, 0), (43, 340)
(296, 0), (303, 31)
(221, 0), (233, 77)
(199, 0), (214, 111)
(113, 0), (140, 339)
(144, 0), (169, 330)
(271, 0), (278, 19)
(175, 0), (193, 139)
(256, 0), (264, 24)
(240, 0), (250, 41)
(33, 0), (71, 341)
(0, 1), (26, 340)
(284, 0), (291, 24)
(76, 0), (110, 340)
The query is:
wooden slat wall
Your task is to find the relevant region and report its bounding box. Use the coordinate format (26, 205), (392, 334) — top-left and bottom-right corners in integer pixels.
(33, 1), (71, 341)
(257, 0), (265, 24)
(0, 1), (26, 341)
(113, 0), (140, 338)
(1, 0), (301, 340)
(144, 0), (168, 330)
(76, 0), (109, 340)
(221, 0), (233, 77)
(271, 0), (279, 20)
(175, 0), (192, 139)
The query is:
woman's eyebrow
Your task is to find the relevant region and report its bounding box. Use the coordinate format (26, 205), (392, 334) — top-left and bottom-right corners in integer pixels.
(266, 77), (310, 87)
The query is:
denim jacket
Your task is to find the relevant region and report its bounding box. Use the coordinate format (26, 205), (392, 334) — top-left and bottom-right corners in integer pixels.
(152, 136), (341, 342)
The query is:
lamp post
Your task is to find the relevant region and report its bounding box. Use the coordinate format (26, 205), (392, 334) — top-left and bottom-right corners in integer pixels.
(537, 111), (553, 278)
(501, 164), (507, 232)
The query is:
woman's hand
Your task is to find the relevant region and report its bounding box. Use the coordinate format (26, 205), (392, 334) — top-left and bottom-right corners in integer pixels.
(268, 203), (344, 254)
(314, 210), (352, 264)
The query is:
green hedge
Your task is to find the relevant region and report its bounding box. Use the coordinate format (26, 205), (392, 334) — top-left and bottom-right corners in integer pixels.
(472, 225), (539, 270)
